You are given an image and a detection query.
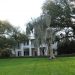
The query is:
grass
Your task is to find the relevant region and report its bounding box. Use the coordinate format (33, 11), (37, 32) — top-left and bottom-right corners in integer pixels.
(0, 57), (75, 75)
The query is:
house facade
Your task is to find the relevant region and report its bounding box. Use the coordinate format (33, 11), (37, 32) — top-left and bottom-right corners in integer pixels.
(12, 34), (58, 57)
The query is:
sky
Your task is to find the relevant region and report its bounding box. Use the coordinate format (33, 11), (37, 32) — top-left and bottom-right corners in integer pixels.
(0, 0), (45, 31)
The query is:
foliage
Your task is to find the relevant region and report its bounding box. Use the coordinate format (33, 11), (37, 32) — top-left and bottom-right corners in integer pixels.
(0, 21), (15, 50)
(42, 0), (74, 28)
(26, 16), (47, 47)
(11, 28), (28, 49)
(58, 39), (75, 54)
(0, 20), (28, 57)
(0, 20), (14, 35)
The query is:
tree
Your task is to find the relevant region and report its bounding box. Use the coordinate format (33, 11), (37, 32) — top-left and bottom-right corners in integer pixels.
(26, 15), (58, 59)
(0, 20), (28, 57)
(0, 20), (14, 35)
(0, 20), (15, 48)
(26, 0), (75, 59)
(42, 0), (75, 28)
(26, 16), (47, 47)
(42, 0), (75, 58)
(0, 20), (16, 57)
(12, 27), (28, 49)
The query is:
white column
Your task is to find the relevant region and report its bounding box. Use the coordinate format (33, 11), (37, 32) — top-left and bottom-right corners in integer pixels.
(15, 50), (18, 56)
(29, 48), (32, 56)
(21, 51), (24, 56)
(21, 43), (24, 56)
(29, 40), (32, 56)
(45, 49), (48, 56)
(44, 45), (48, 56)
(37, 47), (40, 56)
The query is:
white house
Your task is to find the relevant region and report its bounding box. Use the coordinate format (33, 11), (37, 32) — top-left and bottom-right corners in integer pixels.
(11, 33), (58, 57)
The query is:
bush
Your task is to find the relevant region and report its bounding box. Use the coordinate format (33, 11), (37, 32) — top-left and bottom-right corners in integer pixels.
(0, 49), (11, 58)
(57, 40), (75, 55)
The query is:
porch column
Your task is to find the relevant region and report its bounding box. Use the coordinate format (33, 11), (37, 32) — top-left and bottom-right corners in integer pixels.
(21, 44), (24, 56)
(43, 44), (48, 56)
(29, 40), (32, 56)
(15, 50), (18, 56)
(37, 47), (40, 56)
(44, 49), (48, 56)
(21, 51), (24, 56)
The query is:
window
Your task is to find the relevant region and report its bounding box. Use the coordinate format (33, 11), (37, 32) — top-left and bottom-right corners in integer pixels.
(27, 40), (29, 45)
(18, 51), (21, 56)
(24, 49), (29, 56)
(17, 43), (20, 49)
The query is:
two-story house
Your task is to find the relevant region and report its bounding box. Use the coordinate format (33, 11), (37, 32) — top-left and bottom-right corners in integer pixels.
(11, 33), (57, 57)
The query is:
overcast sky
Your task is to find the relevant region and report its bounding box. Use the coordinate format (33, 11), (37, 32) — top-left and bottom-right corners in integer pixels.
(0, 0), (45, 31)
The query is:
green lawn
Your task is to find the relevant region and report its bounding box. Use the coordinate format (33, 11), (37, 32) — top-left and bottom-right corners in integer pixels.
(0, 57), (75, 75)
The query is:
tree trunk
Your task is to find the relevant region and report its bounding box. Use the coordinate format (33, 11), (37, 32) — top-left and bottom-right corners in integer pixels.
(48, 39), (55, 59)
(48, 45), (55, 59)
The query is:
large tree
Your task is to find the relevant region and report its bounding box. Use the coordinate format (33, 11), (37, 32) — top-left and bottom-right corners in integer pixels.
(0, 20), (16, 57)
(26, 0), (75, 59)
(0, 20), (28, 57)
(42, 0), (75, 28)
(26, 14), (58, 59)
(42, 0), (75, 58)
(0, 20), (15, 49)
